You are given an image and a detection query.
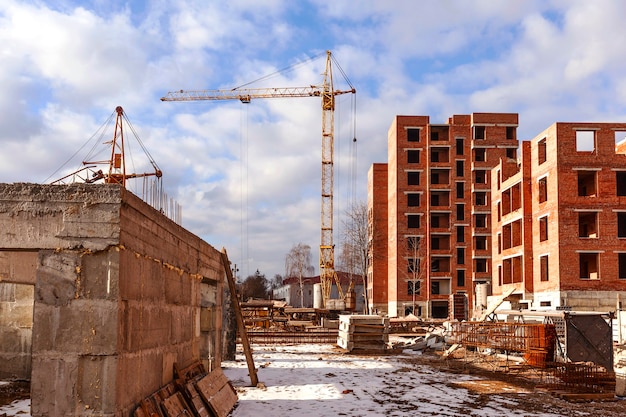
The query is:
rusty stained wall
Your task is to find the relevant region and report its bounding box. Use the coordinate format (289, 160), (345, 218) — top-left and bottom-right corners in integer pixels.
(0, 183), (224, 417)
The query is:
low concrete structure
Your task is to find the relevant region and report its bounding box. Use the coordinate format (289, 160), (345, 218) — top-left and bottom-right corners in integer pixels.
(0, 183), (224, 416)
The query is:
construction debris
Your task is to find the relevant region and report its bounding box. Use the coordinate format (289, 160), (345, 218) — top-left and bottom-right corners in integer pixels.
(133, 362), (237, 417)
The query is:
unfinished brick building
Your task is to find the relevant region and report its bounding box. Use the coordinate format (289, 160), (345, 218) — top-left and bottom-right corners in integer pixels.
(0, 183), (224, 416)
(368, 113), (519, 318)
(491, 122), (626, 310)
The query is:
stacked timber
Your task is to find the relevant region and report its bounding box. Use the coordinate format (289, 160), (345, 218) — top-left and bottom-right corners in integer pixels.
(337, 315), (389, 352)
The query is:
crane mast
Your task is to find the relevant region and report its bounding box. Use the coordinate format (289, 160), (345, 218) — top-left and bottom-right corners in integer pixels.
(161, 51), (355, 307)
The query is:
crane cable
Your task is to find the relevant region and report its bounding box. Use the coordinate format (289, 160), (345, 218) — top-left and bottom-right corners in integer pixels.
(240, 101), (250, 281)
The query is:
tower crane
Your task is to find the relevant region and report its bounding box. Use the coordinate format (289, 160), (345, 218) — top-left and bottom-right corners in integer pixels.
(161, 51), (355, 308)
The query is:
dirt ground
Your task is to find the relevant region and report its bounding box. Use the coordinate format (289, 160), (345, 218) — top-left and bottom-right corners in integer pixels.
(0, 381), (29, 408)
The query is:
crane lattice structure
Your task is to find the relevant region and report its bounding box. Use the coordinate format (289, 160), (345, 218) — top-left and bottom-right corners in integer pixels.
(161, 51), (355, 307)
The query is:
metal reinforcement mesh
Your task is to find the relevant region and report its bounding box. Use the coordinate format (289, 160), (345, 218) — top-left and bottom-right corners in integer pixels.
(542, 362), (616, 394)
(448, 322), (557, 367)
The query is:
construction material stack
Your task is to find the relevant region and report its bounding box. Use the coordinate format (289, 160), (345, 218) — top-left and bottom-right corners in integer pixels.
(337, 315), (389, 352)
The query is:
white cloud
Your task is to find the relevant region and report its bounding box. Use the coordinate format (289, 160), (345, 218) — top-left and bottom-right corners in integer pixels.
(2, 0), (626, 278)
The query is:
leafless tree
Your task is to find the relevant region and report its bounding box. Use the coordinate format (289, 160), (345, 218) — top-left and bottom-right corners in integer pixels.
(404, 236), (426, 316)
(285, 243), (314, 308)
(339, 201), (369, 313)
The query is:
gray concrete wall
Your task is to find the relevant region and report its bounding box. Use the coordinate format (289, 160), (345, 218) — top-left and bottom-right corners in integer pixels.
(0, 183), (224, 417)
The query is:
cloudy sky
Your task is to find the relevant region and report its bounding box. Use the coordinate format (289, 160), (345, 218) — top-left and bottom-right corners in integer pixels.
(2, 0), (626, 280)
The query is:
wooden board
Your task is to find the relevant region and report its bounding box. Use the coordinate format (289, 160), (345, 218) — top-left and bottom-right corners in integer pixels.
(162, 391), (193, 417)
(184, 380), (211, 417)
(196, 368), (238, 417)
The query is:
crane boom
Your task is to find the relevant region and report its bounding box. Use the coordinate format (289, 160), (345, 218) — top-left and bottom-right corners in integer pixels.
(161, 51), (355, 308)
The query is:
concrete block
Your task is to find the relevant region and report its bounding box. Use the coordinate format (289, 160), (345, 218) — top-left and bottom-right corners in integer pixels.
(80, 249), (119, 300)
(77, 355), (118, 413)
(31, 356), (79, 417)
(36, 251), (80, 307)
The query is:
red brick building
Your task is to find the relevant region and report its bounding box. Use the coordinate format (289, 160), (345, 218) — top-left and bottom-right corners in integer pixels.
(491, 122), (626, 311)
(368, 113), (519, 318)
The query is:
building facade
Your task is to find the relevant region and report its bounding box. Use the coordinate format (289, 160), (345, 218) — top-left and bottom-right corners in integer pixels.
(491, 122), (626, 311)
(368, 113), (519, 319)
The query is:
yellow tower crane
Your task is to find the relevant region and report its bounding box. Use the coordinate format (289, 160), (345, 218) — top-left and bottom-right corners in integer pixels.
(161, 51), (355, 308)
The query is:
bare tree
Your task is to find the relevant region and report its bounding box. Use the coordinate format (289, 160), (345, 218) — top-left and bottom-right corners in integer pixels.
(339, 201), (369, 313)
(285, 243), (314, 308)
(404, 236), (426, 316)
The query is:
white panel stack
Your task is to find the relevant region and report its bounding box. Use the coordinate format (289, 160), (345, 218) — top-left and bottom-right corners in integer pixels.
(337, 315), (389, 352)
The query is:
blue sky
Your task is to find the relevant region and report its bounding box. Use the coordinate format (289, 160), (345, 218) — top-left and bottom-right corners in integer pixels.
(2, 0), (626, 280)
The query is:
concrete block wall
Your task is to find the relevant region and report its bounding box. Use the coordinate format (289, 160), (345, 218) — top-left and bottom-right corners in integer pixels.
(0, 183), (224, 417)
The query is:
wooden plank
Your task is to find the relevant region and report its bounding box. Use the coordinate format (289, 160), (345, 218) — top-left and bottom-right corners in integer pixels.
(162, 392), (193, 417)
(196, 368), (238, 417)
(184, 380), (211, 417)
(221, 248), (258, 387)
(140, 396), (164, 417)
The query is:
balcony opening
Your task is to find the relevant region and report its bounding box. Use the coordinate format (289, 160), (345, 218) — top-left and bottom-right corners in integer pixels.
(474, 170), (487, 184)
(506, 126), (516, 140)
(431, 235), (450, 250)
(431, 169), (449, 185)
(475, 235), (488, 251)
(474, 126), (485, 140)
(475, 213), (487, 228)
(474, 191), (487, 206)
(475, 258), (488, 273)
(506, 148), (516, 159)
(430, 190), (450, 207)
(430, 212), (450, 228)
(431, 148), (450, 163)
(474, 148), (486, 162)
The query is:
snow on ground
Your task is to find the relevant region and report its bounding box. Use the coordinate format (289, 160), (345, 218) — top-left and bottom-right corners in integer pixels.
(222, 343), (563, 417)
(0, 398), (30, 416)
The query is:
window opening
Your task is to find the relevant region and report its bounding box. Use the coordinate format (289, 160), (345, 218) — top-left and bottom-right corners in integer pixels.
(407, 150), (420, 163)
(407, 171), (420, 186)
(576, 130), (595, 152)
(577, 171), (597, 197)
(579, 253), (599, 279)
(578, 212), (598, 238)
(538, 138), (547, 164)
(539, 216), (548, 241)
(407, 128), (420, 142)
